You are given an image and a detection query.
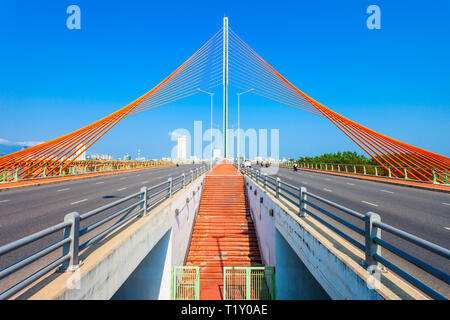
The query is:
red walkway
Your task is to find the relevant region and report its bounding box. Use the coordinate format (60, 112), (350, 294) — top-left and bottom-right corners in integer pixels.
(186, 162), (262, 300)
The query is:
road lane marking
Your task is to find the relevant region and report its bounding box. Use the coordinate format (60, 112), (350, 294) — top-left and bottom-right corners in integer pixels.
(362, 201), (378, 207)
(136, 174), (141, 177)
(71, 199), (88, 205)
(323, 188), (333, 192)
(0, 200), (10, 203)
(142, 180), (149, 184)
(56, 188), (70, 192)
(380, 189), (394, 194)
(442, 203), (450, 206)
(301, 181), (308, 185)
(444, 227), (450, 231)
(346, 183), (355, 186)
(120, 177), (126, 180)
(95, 182), (104, 185)
(117, 187), (127, 191)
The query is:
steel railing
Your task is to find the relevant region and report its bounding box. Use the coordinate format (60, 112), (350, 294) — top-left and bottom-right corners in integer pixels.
(280, 162), (450, 185)
(0, 165), (210, 300)
(240, 166), (450, 300)
(0, 161), (175, 184)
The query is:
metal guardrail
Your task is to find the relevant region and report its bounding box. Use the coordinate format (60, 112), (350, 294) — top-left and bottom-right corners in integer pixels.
(0, 165), (209, 300)
(240, 166), (450, 300)
(0, 161), (175, 184)
(281, 162), (450, 185)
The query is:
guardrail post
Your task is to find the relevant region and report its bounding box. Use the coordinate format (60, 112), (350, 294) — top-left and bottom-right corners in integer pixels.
(276, 178), (280, 198)
(345, 165), (348, 173)
(364, 211), (381, 268)
(43, 167), (47, 177)
(404, 168), (408, 180)
(14, 169), (18, 182)
(61, 212), (80, 271)
(363, 166), (366, 175)
(299, 186), (307, 217)
(374, 167), (378, 176)
(168, 177), (173, 198)
(388, 168), (391, 178)
(190, 170), (193, 183)
(353, 165), (356, 174)
(182, 173), (185, 188)
(140, 187), (148, 216)
(432, 170), (436, 184)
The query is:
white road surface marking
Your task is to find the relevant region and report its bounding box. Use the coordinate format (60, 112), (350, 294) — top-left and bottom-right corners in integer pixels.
(71, 199), (88, 205)
(56, 188), (70, 192)
(120, 177), (126, 180)
(442, 203), (450, 206)
(0, 200), (10, 203)
(346, 183), (355, 186)
(95, 182), (104, 185)
(362, 200), (379, 207)
(323, 188), (333, 192)
(380, 189), (394, 194)
(117, 187), (127, 191)
(444, 227), (450, 231)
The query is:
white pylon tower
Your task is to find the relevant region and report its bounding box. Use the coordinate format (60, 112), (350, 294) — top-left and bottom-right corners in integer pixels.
(223, 17), (229, 160)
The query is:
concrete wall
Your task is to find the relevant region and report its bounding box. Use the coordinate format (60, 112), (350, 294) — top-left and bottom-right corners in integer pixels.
(29, 176), (204, 300)
(245, 176), (393, 300)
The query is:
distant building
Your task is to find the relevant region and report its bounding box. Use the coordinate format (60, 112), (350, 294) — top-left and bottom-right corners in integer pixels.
(213, 149), (221, 160)
(75, 144), (86, 161)
(87, 154), (113, 161)
(177, 135), (187, 161)
(124, 153), (131, 161)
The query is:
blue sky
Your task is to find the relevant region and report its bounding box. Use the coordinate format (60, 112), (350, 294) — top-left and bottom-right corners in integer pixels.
(0, 0), (449, 159)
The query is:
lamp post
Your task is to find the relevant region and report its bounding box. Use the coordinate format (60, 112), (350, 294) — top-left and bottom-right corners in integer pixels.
(197, 89), (214, 167)
(237, 89), (253, 167)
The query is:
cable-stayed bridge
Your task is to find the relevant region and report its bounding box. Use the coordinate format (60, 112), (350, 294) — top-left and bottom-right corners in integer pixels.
(0, 18), (449, 301)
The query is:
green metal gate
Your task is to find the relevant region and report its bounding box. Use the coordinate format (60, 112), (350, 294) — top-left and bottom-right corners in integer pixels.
(171, 266), (200, 300)
(223, 266), (275, 300)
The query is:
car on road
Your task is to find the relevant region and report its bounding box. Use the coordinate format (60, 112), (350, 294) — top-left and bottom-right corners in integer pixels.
(243, 160), (252, 168)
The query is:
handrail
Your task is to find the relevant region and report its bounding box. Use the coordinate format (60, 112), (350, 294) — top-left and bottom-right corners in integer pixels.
(240, 165), (449, 300)
(0, 164), (209, 300)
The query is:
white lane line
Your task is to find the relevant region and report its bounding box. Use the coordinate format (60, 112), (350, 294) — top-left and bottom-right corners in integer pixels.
(136, 174), (141, 177)
(442, 203), (450, 206)
(346, 182), (355, 186)
(117, 187), (127, 191)
(120, 177), (126, 180)
(95, 181), (104, 185)
(380, 189), (394, 194)
(71, 199), (88, 205)
(56, 188), (70, 192)
(301, 181), (308, 185)
(362, 200), (379, 207)
(0, 200), (10, 204)
(142, 180), (149, 184)
(323, 188), (333, 192)
(444, 227), (450, 231)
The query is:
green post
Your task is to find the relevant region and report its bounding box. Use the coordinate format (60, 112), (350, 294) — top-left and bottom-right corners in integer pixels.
(43, 167), (46, 177)
(14, 169), (18, 181)
(388, 168), (391, 178)
(363, 166), (366, 175)
(345, 165), (348, 173)
(59, 166), (62, 176)
(337, 165), (340, 172)
(432, 170), (436, 184)
(375, 167), (378, 176)
(353, 165), (356, 174)
(246, 269), (251, 300)
(404, 168), (408, 180)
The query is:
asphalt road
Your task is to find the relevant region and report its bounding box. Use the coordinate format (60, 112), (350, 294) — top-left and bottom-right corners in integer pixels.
(256, 165), (450, 297)
(0, 163), (205, 294)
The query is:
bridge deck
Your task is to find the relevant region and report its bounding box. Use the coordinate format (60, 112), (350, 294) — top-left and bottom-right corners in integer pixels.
(186, 162), (262, 300)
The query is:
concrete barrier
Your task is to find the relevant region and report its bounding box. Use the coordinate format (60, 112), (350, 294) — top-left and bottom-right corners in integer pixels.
(27, 176), (205, 300)
(245, 176), (427, 300)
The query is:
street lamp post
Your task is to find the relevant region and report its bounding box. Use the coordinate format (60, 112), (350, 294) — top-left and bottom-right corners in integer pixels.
(197, 89), (214, 167)
(237, 89), (253, 167)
